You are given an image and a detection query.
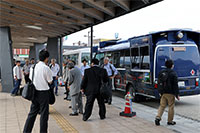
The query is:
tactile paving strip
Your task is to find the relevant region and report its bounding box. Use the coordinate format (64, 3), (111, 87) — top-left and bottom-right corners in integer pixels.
(50, 106), (78, 133)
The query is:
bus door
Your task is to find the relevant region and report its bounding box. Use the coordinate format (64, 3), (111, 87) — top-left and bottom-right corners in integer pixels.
(155, 44), (200, 96)
(113, 50), (127, 90)
(129, 45), (151, 95)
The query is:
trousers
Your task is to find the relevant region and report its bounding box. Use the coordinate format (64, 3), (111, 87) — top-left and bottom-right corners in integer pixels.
(83, 94), (106, 119)
(71, 92), (83, 113)
(156, 94), (175, 122)
(23, 90), (49, 133)
(53, 77), (58, 94)
(11, 79), (21, 94)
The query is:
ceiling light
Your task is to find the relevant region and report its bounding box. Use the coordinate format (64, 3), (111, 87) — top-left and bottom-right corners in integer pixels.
(25, 25), (42, 30)
(27, 37), (37, 40)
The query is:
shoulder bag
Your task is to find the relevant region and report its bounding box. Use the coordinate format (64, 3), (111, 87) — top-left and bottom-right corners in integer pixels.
(22, 65), (36, 101)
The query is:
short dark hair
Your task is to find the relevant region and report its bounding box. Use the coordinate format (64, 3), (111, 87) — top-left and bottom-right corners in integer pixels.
(91, 58), (99, 65)
(16, 61), (20, 63)
(165, 59), (174, 68)
(82, 59), (87, 63)
(30, 58), (34, 61)
(39, 50), (49, 61)
(71, 60), (76, 65)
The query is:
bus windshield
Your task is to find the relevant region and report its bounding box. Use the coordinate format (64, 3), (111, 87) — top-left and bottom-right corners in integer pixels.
(155, 45), (200, 78)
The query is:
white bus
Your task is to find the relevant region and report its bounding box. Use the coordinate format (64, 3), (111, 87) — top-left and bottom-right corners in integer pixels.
(63, 48), (90, 68)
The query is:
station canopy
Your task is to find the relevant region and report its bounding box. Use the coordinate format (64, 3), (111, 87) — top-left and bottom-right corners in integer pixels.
(0, 0), (162, 48)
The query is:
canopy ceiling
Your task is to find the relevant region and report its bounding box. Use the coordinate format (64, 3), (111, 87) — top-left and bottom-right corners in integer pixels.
(0, 0), (163, 48)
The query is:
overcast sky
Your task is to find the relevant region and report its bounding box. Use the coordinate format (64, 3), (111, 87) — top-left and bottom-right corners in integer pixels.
(63, 0), (200, 46)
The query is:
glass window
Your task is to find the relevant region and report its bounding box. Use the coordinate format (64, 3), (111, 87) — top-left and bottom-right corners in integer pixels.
(124, 49), (131, 67)
(140, 46), (150, 69)
(131, 48), (140, 69)
(113, 52), (120, 67)
(81, 53), (90, 62)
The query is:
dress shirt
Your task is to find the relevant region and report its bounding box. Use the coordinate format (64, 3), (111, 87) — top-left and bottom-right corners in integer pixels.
(50, 63), (60, 77)
(29, 61), (53, 91)
(23, 64), (31, 74)
(13, 66), (22, 79)
(103, 63), (118, 77)
(80, 65), (90, 76)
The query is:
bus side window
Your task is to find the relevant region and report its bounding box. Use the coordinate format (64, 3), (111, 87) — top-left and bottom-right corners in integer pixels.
(140, 46), (150, 69)
(113, 52), (120, 68)
(120, 50), (125, 68)
(124, 49), (131, 68)
(131, 48), (140, 69)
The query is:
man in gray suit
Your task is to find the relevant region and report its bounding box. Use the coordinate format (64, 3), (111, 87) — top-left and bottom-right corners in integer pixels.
(68, 62), (83, 116)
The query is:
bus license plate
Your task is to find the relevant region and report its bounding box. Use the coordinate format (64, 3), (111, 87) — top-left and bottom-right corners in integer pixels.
(178, 81), (185, 87)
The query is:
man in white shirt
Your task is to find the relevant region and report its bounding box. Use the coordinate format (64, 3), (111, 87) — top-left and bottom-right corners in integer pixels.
(102, 57), (118, 105)
(80, 59), (90, 76)
(23, 50), (53, 133)
(11, 61), (22, 96)
(49, 59), (60, 96)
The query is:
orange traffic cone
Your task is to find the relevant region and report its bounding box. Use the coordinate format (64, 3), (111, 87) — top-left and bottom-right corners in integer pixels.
(120, 92), (136, 117)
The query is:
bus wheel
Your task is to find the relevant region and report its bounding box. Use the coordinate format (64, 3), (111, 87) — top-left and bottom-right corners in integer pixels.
(127, 85), (140, 102)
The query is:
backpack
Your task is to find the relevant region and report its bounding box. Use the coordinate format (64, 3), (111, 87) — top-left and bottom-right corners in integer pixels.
(158, 69), (171, 94)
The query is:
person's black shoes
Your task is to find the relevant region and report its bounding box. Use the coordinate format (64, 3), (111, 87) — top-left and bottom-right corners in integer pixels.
(100, 116), (106, 120)
(11, 94), (16, 97)
(79, 111), (83, 114)
(108, 102), (111, 105)
(82, 117), (88, 121)
(69, 113), (78, 116)
(64, 97), (68, 100)
(167, 121), (176, 125)
(55, 93), (58, 96)
(155, 118), (160, 126)
(69, 106), (72, 108)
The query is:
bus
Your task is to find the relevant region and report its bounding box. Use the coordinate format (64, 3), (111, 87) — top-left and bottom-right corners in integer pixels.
(95, 29), (200, 101)
(63, 48), (90, 68)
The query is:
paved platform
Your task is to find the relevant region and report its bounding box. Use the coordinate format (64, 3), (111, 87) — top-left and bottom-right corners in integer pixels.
(0, 87), (174, 133)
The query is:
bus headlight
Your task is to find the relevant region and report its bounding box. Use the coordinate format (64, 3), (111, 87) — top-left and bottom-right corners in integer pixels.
(177, 31), (184, 39)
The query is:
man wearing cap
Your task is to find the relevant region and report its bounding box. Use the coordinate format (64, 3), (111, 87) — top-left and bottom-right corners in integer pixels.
(68, 62), (83, 116)
(102, 57), (118, 104)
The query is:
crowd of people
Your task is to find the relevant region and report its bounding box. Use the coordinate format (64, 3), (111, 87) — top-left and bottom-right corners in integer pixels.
(11, 49), (118, 132)
(10, 49), (179, 132)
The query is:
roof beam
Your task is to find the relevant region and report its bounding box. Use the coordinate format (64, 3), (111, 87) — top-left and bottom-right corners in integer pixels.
(54, 0), (104, 21)
(111, 0), (130, 11)
(80, 0), (115, 17)
(29, 0), (93, 24)
(1, 0), (79, 25)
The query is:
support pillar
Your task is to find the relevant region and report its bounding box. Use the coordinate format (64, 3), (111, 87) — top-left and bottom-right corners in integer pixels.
(29, 46), (36, 61)
(0, 27), (14, 92)
(46, 37), (59, 62)
(59, 37), (63, 76)
(29, 43), (45, 63)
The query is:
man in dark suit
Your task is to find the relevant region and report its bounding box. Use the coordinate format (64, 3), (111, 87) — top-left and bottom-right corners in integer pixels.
(81, 58), (109, 121)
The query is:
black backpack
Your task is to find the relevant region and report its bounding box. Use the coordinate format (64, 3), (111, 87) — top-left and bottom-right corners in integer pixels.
(158, 69), (171, 94)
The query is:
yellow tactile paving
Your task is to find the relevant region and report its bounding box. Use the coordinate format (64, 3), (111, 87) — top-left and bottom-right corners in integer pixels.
(49, 106), (78, 133)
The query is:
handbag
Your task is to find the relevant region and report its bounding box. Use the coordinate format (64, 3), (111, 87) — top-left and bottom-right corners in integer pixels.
(92, 69), (109, 99)
(22, 65), (36, 101)
(100, 81), (110, 99)
(48, 83), (56, 105)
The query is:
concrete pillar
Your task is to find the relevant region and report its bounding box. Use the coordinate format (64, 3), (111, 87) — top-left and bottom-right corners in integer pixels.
(59, 37), (63, 76)
(35, 43), (45, 62)
(29, 46), (36, 61)
(29, 44), (45, 62)
(0, 27), (14, 92)
(46, 37), (59, 62)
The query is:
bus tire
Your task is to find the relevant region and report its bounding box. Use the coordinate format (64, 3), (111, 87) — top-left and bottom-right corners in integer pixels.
(127, 85), (140, 102)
